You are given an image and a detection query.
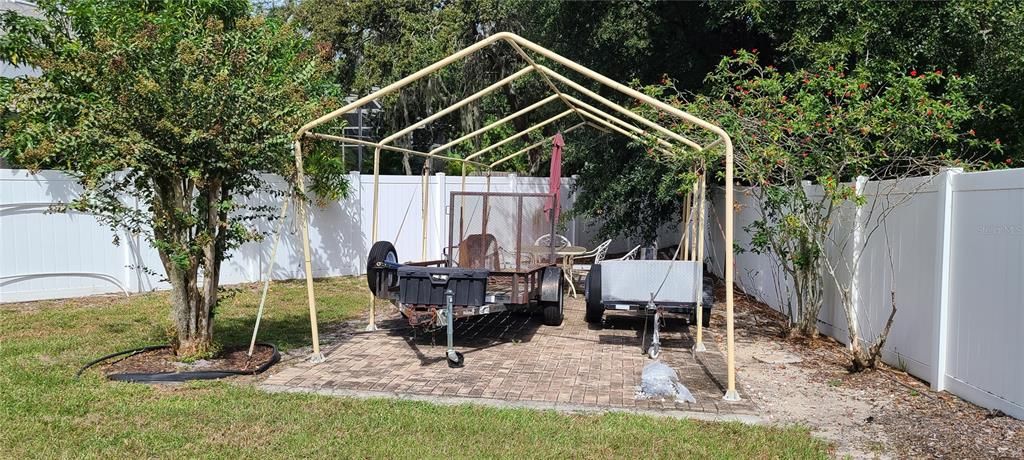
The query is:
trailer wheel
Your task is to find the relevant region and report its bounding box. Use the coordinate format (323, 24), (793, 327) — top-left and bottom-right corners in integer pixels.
(446, 350), (465, 368)
(584, 264), (604, 324)
(542, 274), (564, 326)
(366, 241), (398, 295)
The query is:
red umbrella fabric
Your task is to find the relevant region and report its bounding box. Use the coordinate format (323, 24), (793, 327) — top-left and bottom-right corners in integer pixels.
(545, 132), (564, 222)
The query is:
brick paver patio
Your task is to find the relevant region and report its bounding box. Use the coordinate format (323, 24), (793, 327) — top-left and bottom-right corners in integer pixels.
(262, 298), (758, 419)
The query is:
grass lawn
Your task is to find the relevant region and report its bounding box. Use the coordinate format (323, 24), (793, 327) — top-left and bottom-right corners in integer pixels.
(1, 277), (829, 458)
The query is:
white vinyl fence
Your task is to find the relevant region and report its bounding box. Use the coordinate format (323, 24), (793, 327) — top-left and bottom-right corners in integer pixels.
(0, 169), (631, 303)
(706, 168), (1024, 420)
(4, 167), (1019, 418)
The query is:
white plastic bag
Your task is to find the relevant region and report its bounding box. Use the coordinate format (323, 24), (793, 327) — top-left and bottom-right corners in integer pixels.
(636, 361), (697, 403)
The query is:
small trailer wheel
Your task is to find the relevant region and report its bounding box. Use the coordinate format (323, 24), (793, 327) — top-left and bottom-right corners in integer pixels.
(540, 267), (564, 326)
(366, 241), (398, 295)
(446, 350), (465, 368)
(647, 344), (661, 359)
(584, 264), (604, 324)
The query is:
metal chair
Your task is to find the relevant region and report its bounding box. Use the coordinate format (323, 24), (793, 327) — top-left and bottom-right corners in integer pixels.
(571, 239), (612, 283)
(534, 233), (571, 249)
(617, 245), (642, 260)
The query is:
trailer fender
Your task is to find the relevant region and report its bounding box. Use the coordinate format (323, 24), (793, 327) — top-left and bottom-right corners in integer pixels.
(539, 266), (564, 303)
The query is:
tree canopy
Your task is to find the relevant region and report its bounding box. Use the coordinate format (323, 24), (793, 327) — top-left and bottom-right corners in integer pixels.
(0, 0), (348, 355)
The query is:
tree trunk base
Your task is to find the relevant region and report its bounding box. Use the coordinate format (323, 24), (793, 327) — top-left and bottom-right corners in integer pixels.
(173, 337), (214, 359)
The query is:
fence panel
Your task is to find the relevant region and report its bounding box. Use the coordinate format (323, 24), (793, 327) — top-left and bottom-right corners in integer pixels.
(706, 169), (1023, 419)
(944, 169), (1024, 418)
(0, 170), (591, 302)
(0, 171), (131, 301)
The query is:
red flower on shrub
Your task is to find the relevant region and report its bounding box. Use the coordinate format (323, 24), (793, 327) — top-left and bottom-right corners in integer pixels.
(934, 69), (943, 76)
(910, 69), (918, 77)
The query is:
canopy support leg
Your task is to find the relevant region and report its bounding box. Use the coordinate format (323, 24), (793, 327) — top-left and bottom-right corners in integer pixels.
(694, 173), (708, 353)
(293, 140), (324, 363)
(367, 145), (383, 332)
(724, 141), (740, 401)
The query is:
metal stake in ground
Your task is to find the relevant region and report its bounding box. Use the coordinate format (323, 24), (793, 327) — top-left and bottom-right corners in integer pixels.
(445, 288), (464, 368)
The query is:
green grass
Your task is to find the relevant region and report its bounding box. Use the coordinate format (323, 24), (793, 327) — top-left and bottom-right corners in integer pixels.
(1, 277), (829, 459)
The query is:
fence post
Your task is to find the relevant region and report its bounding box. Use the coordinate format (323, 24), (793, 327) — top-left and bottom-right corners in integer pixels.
(848, 176), (868, 349)
(931, 168), (961, 391)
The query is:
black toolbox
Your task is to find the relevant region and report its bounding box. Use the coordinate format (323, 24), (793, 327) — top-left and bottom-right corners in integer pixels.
(397, 266), (488, 306)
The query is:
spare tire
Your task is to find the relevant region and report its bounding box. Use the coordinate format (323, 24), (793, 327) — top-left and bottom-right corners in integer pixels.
(367, 241), (398, 295)
(584, 264), (604, 324)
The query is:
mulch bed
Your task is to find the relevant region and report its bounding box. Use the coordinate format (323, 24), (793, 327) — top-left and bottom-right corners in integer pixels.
(104, 344), (276, 375)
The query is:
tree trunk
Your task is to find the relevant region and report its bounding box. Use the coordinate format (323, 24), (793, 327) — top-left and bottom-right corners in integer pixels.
(848, 291), (897, 371)
(167, 264), (214, 356)
(152, 176), (224, 357)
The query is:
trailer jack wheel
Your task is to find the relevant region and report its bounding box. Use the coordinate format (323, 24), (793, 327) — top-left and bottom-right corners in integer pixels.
(447, 350), (464, 368)
(647, 344), (661, 360)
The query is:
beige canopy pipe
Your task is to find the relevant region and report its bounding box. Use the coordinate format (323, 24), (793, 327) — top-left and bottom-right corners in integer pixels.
(503, 39), (586, 126)
(289, 33), (522, 356)
(505, 33), (740, 401)
(564, 95), (679, 152)
(687, 181), (698, 260)
(674, 182), (696, 261)
(694, 172), (709, 352)
(291, 139), (324, 363)
(305, 132), (487, 167)
(463, 109), (575, 162)
(429, 94), (561, 155)
(377, 66), (534, 148)
(488, 121), (590, 169)
(367, 65), (535, 263)
(295, 33), (519, 136)
(292, 32), (737, 402)
(572, 110), (676, 157)
(421, 164), (430, 260)
(536, 65), (703, 151)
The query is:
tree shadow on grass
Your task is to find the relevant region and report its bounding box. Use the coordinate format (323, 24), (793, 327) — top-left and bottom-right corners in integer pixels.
(214, 314), (353, 352)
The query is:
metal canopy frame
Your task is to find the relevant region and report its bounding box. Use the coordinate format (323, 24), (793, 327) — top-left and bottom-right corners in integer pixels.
(290, 32), (739, 401)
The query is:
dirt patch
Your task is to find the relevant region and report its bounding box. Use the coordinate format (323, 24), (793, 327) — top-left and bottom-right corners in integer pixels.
(104, 344), (276, 375)
(710, 281), (1024, 458)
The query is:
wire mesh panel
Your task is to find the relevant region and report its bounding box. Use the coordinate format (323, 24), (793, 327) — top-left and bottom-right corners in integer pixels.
(448, 192), (559, 273)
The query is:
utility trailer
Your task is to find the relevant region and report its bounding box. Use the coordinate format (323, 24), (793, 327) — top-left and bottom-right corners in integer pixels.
(366, 190), (565, 367)
(584, 260), (713, 359)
